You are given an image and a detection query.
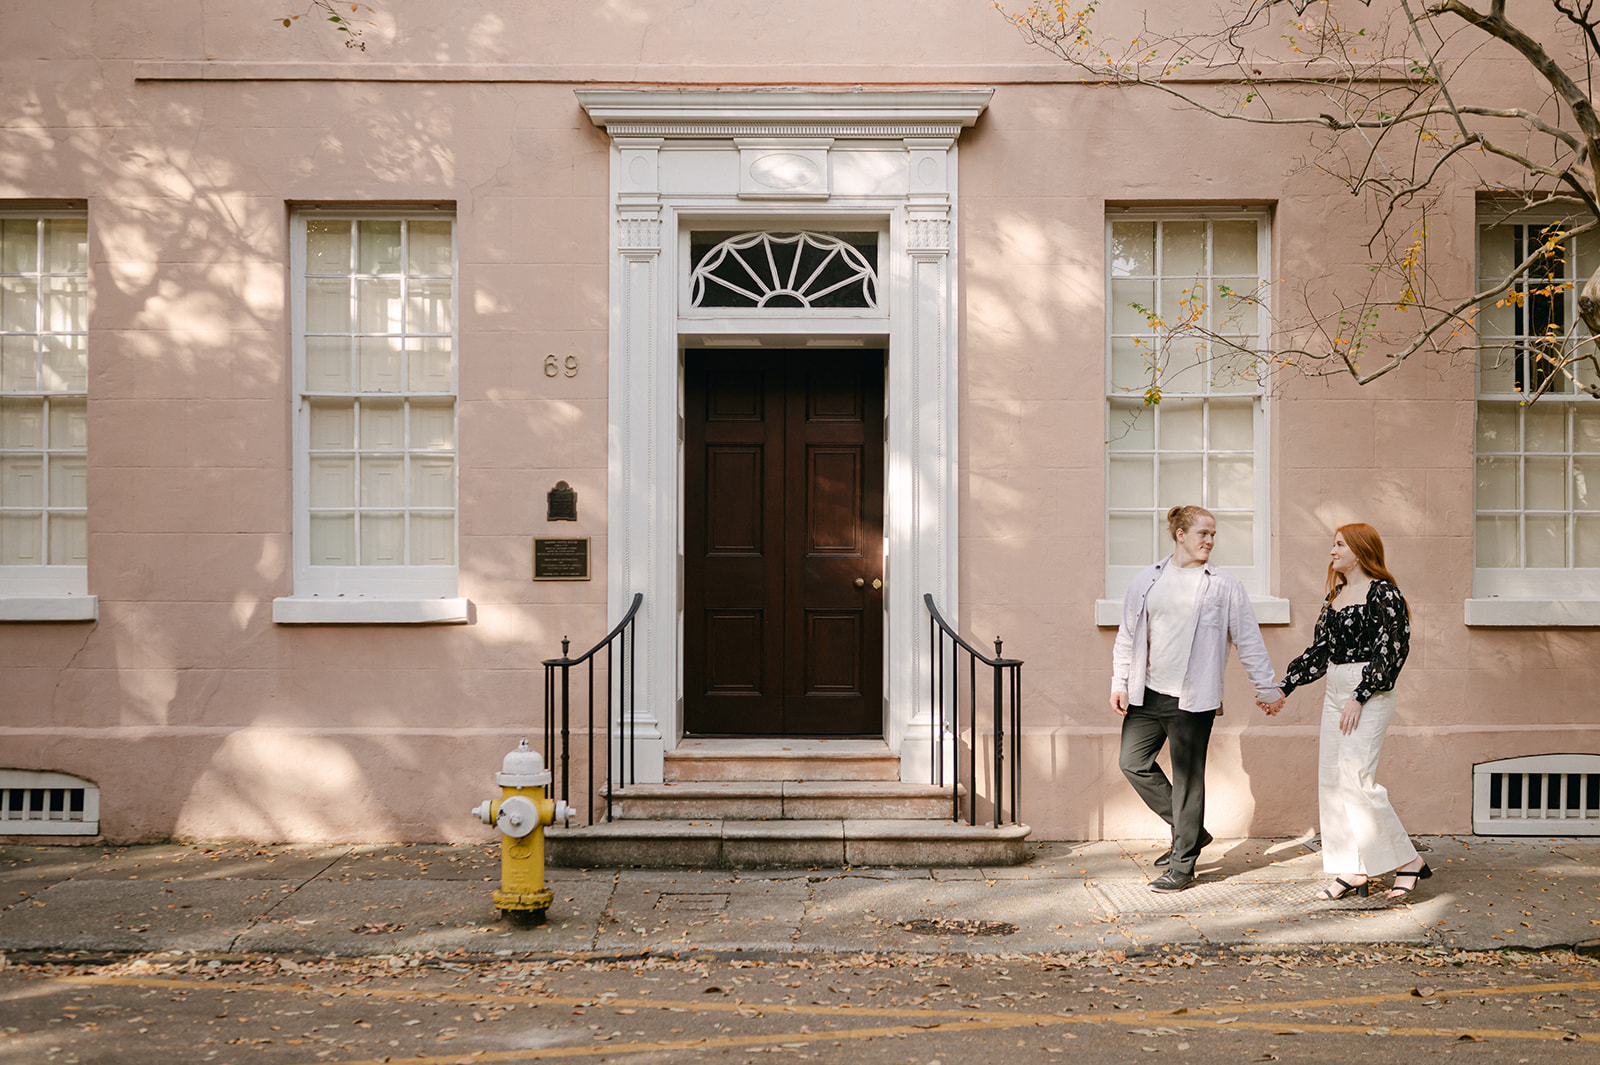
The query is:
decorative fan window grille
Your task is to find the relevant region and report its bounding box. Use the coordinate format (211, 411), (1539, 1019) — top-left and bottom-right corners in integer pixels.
(690, 231), (878, 309)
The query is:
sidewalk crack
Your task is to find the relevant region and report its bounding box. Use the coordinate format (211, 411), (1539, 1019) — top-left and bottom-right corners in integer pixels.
(226, 847), (353, 953)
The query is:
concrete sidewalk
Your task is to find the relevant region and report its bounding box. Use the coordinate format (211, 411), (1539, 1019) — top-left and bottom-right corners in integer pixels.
(2, 835), (1597, 960)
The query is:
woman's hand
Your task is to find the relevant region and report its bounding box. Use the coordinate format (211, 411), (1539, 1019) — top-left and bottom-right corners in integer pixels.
(1339, 697), (1363, 735)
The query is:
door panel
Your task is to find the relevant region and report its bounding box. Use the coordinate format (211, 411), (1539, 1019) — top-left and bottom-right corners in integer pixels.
(685, 349), (883, 736)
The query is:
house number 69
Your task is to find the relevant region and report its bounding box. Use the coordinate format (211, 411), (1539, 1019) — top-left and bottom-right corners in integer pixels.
(544, 354), (579, 378)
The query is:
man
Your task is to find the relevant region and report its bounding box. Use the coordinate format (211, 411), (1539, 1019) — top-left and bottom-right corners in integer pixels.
(1110, 505), (1284, 892)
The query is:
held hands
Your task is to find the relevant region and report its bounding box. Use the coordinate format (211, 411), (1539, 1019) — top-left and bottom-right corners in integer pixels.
(1339, 697), (1363, 735)
(1256, 689), (1287, 716)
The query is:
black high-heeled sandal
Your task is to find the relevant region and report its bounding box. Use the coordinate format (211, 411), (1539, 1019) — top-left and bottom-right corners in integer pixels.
(1314, 877), (1369, 901)
(1386, 862), (1433, 901)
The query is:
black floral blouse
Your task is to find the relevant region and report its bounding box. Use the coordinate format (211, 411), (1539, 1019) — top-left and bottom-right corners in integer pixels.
(1280, 579), (1410, 704)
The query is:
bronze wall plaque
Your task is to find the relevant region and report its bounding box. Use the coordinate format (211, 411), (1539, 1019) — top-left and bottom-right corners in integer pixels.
(547, 480), (577, 521)
(533, 537), (590, 581)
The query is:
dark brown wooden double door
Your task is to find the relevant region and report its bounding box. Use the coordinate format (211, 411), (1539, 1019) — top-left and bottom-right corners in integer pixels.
(685, 350), (884, 736)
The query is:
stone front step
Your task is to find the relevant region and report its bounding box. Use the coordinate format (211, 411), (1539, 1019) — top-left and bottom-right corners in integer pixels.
(664, 738), (899, 782)
(606, 780), (961, 821)
(546, 818), (1030, 869)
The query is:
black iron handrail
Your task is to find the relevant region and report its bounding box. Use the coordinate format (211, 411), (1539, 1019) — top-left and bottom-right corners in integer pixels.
(924, 593), (1023, 828)
(542, 592), (643, 824)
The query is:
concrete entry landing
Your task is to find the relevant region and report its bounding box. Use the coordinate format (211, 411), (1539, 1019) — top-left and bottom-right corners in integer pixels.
(547, 737), (1029, 869)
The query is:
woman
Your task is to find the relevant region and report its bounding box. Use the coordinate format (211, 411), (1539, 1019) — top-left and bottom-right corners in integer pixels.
(1278, 523), (1431, 902)
(1111, 504), (1284, 893)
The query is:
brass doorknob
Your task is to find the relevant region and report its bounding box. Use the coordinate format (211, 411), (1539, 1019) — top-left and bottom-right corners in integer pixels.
(872, 578), (883, 590)
(854, 578), (865, 588)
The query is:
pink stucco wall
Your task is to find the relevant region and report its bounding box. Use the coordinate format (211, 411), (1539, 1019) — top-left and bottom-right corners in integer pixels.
(1, 1), (1591, 843)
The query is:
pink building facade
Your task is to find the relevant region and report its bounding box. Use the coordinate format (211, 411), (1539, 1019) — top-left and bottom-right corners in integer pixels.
(2, 1), (1594, 844)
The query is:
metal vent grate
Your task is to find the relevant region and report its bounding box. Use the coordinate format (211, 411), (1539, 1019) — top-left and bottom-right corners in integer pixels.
(0, 770), (99, 836)
(1473, 754), (1600, 836)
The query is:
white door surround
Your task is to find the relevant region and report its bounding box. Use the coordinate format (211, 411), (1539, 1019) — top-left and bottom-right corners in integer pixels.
(577, 89), (992, 783)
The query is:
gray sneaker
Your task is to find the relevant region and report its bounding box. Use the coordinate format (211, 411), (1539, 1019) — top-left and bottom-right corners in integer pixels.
(1149, 869), (1196, 893)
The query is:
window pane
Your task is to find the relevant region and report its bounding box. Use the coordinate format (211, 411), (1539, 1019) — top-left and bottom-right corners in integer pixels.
(356, 278), (402, 333)
(407, 279), (453, 334)
(1108, 455), (1154, 508)
(1577, 406), (1600, 452)
(1110, 338), (1153, 393)
(1212, 221), (1257, 274)
(1577, 515), (1600, 566)
(48, 513), (86, 565)
(1108, 513), (1155, 566)
(305, 220), (351, 274)
(1478, 341), (1517, 393)
(358, 220), (403, 275)
(305, 336), (351, 392)
(1, 277), (38, 332)
(1574, 456), (1600, 509)
(309, 456), (354, 508)
(1209, 399), (1254, 450)
(1209, 455), (1254, 509)
(1110, 221), (1154, 277)
(1162, 221), (1206, 274)
(48, 455), (86, 508)
(1479, 224), (1516, 279)
(410, 456), (455, 508)
(360, 512), (404, 564)
(42, 275), (86, 332)
(1525, 514), (1568, 567)
(1476, 456), (1519, 510)
(0, 335), (36, 391)
(309, 513), (354, 565)
(1110, 280), (1155, 333)
(360, 456), (404, 507)
(409, 401), (455, 451)
(0, 218), (37, 273)
(408, 220), (453, 275)
(0, 456), (43, 506)
(1159, 277), (1205, 331)
(308, 402), (354, 449)
(305, 277), (351, 333)
(1160, 399), (1203, 451)
(1106, 398), (1153, 451)
(360, 401), (404, 450)
(1158, 455), (1203, 509)
(1211, 512), (1252, 567)
(1526, 456), (1567, 509)
(1476, 514), (1520, 567)
(0, 513), (42, 564)
(1, 398), (43, 448)
(407, 337), (452, 393)
(1476, 401), (1519, 453)
(48, 399), (86, 449)
(410, 513), (455, 565)
(41, 335), (86, 392)
(357, 336), (402, 393)
(1525, 404), (1565, 451)
(1208, 345), (1258, 392)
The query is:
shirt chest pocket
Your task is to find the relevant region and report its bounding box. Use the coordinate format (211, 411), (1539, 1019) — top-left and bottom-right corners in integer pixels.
(1196, 594), (1227, 629)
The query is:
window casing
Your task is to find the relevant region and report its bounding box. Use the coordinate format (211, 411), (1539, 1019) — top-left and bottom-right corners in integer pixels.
(1474, 209), (1600, 599)
(0, 211), (88, 598)
(289, 209), (458, 599)
(1105, 210), (1271, 601)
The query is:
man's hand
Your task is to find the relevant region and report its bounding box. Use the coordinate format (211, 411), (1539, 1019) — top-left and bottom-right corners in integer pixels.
(1256, 689), (1286, 716)
(1110, 691), (1129, 716)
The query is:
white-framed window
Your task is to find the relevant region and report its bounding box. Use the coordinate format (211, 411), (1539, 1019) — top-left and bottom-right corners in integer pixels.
(1104, 210), (1272, 602)
(285, 207), (459, 605)
(679, 221), (890, 323)
(0, 209), (89, 601)
(1474, 207), (1600, 601)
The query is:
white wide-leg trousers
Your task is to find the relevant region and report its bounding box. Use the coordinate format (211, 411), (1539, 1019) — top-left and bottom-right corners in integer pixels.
(1317, 662), (1418, 876)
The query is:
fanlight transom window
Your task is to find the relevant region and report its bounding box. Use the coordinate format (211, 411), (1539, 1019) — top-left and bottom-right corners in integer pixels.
(689, 231), (878, 310)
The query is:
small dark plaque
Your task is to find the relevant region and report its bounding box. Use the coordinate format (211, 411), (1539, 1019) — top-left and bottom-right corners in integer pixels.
(547, 481), (578, 522)
(533, 537), (590, 581)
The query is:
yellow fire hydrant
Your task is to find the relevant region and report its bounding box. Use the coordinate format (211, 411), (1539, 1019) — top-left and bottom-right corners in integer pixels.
(471, 739), (576, 922)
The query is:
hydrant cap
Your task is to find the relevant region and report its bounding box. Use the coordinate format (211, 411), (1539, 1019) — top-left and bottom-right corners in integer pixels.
(497, 738), (552, 787)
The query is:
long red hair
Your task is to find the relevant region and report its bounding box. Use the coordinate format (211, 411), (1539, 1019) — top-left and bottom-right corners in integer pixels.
(1325, 522), (1406, 615)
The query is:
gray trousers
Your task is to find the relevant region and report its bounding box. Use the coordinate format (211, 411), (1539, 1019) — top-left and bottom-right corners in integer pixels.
(1118, 689), (1216, 875)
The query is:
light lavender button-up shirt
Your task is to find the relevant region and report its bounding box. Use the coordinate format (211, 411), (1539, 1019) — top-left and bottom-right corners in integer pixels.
(1111, 555), (1279, 713)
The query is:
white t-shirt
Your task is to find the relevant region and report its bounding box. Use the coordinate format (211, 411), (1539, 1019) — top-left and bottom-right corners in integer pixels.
(1144, 563), (1205, 697)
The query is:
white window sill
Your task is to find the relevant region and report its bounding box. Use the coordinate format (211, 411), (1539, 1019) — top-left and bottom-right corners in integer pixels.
(272, 597), (472, 625)
(1464, 598), (1600, 627)
(1095, 596), (1291, 627)
(0, 596), (98, 622)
